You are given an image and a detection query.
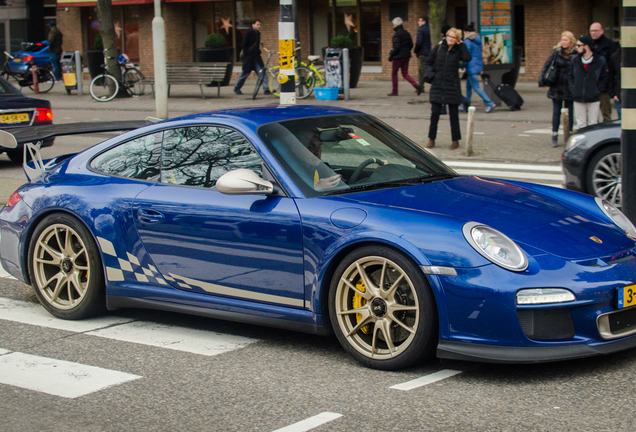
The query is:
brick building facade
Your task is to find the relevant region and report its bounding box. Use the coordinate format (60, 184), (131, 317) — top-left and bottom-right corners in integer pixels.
(54, 0), (620, 83)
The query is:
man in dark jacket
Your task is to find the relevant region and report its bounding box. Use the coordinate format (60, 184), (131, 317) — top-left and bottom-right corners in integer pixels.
(388, 17), (418, 96)
(234, 20), (270, 95)
(47, 21), (63, 81)
(569, 35), (609, 131)
(590, 22), (618, 121)
(414, 16), (431, 95)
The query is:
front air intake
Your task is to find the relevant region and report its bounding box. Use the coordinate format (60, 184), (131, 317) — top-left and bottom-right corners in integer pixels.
(517, 308), (575, 340)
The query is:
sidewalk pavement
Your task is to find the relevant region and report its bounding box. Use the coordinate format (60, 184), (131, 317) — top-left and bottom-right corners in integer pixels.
(30, 78), (619, 165)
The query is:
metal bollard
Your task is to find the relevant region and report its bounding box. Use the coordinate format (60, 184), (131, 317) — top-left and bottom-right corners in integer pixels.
(561, 108), (570, 143)
(30, 65), (39, 94)
(465, 106), (476, 156)
(343, 48), (350, 101)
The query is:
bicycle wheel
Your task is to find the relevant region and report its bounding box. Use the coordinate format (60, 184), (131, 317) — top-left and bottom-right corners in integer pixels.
(268, 67), (281, 96)
(296, 66), (315, 99)
(90, 74), (119, 102)
(251, 68), (267, 100)
(29, 69), (55, 93)
(123, 67), (145, 96)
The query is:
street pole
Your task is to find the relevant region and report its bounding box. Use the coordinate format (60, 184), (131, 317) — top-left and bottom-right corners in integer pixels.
(153, 0), (168, 119)
(278, 0), (296, 105)
(622, 1), (636, 222)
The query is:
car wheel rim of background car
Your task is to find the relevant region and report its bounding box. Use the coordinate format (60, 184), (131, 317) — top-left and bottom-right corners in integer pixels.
(32, 223), (91, 310)
(592, 152), (621, 208)
(334, 256), (420, 360)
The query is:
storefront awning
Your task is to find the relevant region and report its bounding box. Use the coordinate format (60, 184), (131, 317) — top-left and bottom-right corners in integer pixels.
(57, 0), (154, 7)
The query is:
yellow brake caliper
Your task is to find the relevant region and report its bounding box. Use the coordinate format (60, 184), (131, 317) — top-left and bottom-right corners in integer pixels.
(353, 279), (369, 334)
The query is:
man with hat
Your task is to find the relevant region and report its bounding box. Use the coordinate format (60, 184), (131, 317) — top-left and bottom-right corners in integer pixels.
(569, 35), (608, 131)
(47, 21), (63, 81)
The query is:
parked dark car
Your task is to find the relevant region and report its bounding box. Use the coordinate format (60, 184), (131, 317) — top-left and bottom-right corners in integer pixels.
(0, 76), (53, 162)
(562, 120), (621, 208)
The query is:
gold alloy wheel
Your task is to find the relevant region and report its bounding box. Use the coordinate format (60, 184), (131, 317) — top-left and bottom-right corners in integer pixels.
(334, 256), (420, 360)
(32, 223), (91, 310)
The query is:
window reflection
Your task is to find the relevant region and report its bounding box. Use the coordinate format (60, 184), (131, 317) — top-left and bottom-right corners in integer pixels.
(161, 126), (262, 189)
(91, 132), (162, 180)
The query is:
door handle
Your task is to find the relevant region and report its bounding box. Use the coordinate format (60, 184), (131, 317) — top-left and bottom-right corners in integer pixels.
(138, 208), (165, 223)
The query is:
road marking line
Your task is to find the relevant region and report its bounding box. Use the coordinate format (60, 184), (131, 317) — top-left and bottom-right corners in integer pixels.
(445, 161), (562, 172)
(453, 169), (563, 181)
(518, 134), (531, 137)
(272, 412), (343, 432)
(390, 369), (462, 391)
(0, 350), (141, 399)
(0, 297), (257, 356)
(524, 129), (563, 135)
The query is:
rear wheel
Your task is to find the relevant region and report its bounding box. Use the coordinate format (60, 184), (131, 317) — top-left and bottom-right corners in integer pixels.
(90, 74), (119, 102)
(329, 246), (437, 370)
(27, 69), (55, 93)
(123, 67), (145, 96)
(28, 213), (106, 319)
(586, 144), (621, 208)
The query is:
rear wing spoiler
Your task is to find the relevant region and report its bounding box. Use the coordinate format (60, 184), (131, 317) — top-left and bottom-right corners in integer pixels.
(0, 120), (153, 181)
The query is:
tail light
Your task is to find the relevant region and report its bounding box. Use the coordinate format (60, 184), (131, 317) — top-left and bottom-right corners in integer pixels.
(34, 108), (53, 122)
(23, 55), (34, 62)
(6, 190), (22, 207)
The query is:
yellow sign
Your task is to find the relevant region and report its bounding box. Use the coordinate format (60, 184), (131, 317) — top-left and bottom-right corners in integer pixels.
(1, 113), (29, 124)
(279, 39), (294, 71)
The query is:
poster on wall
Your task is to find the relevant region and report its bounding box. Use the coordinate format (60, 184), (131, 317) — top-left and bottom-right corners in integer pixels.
(479, 0), (512, 65)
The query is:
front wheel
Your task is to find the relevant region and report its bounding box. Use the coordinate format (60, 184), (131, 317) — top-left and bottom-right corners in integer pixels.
(329, 246), (437, 370)
(28, 70), (55, 93)
(585, 144), (621, 208)
(90, 74), (119, 102)
(123, 67), (145, 96)
(28, 213), (106, 320)
(268, 66), (315, 99)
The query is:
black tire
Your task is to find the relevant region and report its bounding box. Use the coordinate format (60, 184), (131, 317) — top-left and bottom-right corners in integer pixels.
(295, 66), (315, 99)
(328, 245), (437, 370)
(90, 74), (119, 102)
(585, 144), (621, 208)
(123, 67), (145, 96)
(28, 69), (55, 93)
(28, 213), (106, 320)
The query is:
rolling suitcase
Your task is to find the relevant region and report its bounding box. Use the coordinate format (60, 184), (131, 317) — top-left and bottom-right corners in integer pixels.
(482, 74), (524, 111)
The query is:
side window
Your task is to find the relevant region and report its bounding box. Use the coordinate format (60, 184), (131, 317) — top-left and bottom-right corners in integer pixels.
(91, 132), (162, 181)
(161, 126), (262, 188)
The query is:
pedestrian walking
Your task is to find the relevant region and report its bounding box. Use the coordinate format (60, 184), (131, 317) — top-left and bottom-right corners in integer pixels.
(414, 16), (431, 95)
(569, 35), (608, 131)
(387, 17), (418, 96)
(608, 46), (621, 119)
(234, 19), (270, 95)
(47, 21), (63, 81)
(425, 27), (471, 150)
(539, 31), (577, 147)
(460, 24), (496, 114)
(589, 22), (618, 122)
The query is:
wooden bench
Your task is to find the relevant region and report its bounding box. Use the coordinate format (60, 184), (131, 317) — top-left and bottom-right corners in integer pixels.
(147, 62), (232, 99)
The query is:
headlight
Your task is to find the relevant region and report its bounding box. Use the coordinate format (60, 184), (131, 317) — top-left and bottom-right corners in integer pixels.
(595, 198), (636, 237)
(462, 222), (529, 271)
(516, 288), (575, 305)
(565, 134), (586, 151)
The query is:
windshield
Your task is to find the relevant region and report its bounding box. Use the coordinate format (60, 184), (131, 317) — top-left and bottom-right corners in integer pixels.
(257, 114), (455, 197)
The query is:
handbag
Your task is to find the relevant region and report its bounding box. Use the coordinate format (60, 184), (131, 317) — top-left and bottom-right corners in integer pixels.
(423, 45), (440, 84)
(542, 53), (558, 86)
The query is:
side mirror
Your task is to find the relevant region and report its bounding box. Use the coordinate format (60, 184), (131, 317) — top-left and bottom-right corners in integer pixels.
(0, 130), (17, 149)
(216, 169), (274, 195)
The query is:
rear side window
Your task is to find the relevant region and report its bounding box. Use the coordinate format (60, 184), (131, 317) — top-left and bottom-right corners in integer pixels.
(161, 126), (262, 189)
(91, 132), (162, 181)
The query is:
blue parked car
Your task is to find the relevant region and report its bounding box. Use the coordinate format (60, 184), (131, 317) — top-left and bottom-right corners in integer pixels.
(1, 106), (636, 370)
(6, 41), (50, 74)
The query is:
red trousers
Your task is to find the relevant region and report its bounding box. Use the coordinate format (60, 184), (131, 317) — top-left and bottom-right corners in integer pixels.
(391, 58), (418, 94)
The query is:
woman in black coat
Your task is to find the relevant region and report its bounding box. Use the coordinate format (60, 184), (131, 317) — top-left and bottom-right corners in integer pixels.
(425, 28), (471, 150)
(539, 31), (577, 147)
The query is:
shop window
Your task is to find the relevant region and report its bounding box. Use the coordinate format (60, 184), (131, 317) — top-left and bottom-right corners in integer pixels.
(194, 1), (240, 60)
(326, 0), (380, 63)
(123, 6), (140, 63)
(84, 6), (138, 61)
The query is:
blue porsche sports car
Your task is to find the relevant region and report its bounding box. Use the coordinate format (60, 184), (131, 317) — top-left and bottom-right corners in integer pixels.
(5, 41), (50, 74)
(1, 106), (636, 370)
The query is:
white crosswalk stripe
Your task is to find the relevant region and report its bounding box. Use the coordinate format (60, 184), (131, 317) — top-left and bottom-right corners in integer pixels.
(444, 160), (564, 188)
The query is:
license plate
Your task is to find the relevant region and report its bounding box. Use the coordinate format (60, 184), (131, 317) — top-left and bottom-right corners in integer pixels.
(13, 58), (21, 62)
(0, 113), (29, 124)
(618, 284), (636, 308)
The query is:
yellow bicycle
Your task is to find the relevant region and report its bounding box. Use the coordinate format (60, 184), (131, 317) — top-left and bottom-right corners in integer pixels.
(268, 52), (326, 99)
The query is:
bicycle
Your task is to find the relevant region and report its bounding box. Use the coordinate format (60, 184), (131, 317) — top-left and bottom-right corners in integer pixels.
(267, 48), (325, 99)
(252, 48), (279, 100)
(1, 51), (55, 93)
(89, 54), (145, 102)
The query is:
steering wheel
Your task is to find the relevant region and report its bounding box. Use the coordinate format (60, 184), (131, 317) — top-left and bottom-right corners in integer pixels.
(349, 158), (385, 184)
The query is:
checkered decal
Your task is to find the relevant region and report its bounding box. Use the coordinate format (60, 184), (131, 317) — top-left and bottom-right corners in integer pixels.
(96, 237), (171, 286)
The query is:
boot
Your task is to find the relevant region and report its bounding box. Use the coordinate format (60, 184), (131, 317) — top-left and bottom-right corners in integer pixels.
(551, 132), (558, 148)
(426, 139), (435, 149)
(450, 141), (459, 150)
